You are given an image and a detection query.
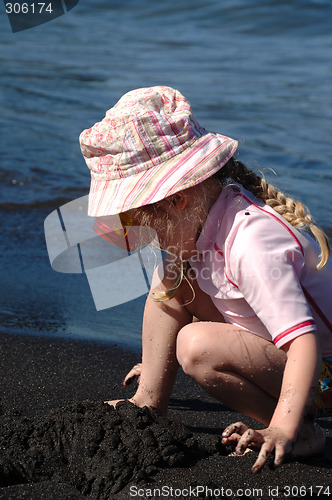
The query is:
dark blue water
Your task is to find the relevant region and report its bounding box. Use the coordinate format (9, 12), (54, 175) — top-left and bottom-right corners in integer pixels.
(1, 0), (331, 350)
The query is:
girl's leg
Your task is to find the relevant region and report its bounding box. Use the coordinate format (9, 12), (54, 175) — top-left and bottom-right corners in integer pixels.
(176, 321), (326, 457)
(176, 321), (286, 425)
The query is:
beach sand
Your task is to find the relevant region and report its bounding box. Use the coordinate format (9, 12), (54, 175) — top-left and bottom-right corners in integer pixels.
(0, 332), (331, 499)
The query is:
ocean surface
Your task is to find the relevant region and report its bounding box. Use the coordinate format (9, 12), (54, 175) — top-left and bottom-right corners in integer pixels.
(1, 0), (331, 351)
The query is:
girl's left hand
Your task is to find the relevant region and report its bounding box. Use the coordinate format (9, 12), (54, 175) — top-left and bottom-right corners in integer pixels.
(123, 363), (142, 386)
(221, 421), (294, 473)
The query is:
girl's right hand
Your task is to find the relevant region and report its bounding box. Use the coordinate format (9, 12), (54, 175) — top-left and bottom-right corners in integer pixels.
(221, 421), (294, 473)
(123, 363), (142, 386)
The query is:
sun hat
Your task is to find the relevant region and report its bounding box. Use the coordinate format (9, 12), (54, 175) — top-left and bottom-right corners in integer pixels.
(80, 86), (238, 217)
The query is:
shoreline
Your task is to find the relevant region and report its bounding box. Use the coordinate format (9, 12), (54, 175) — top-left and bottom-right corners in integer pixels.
(0, 331), (331, 499)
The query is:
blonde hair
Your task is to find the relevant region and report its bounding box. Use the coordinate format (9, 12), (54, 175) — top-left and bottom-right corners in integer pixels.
(135, 157), (330, 302)
(132, 200), (196, 302)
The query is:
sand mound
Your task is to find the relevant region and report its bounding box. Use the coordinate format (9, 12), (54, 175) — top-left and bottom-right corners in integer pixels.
(0, 400), (224, 498)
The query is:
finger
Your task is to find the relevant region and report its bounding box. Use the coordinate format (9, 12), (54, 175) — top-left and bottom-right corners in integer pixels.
(124, 364), (141, 377)
(222, 421), (248, 439)
(273, 444), (286, 469)
(123, 375), (138, 386)
(221, 432), (242, 446)
(252, 443), (274, 473)
(236, 428), (261, 455)
(123, 372), (140, 385)
(123, 365), (142, 386)
(104, 399), (123, 407)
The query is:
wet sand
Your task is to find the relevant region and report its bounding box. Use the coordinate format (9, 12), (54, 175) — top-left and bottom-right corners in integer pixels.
(0, 332), (331, 499)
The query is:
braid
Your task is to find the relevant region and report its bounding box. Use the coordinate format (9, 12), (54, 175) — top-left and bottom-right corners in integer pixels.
(219, 158), (330, 270)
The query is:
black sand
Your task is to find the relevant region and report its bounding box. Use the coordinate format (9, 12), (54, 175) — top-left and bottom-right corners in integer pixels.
(0, 332), (331, 499)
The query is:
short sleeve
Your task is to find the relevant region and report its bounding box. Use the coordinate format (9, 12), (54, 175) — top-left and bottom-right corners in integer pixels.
(228, 212), (316, 348)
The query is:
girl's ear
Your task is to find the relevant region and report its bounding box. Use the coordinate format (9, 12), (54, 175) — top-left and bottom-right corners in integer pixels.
(171, 192), (188, 210)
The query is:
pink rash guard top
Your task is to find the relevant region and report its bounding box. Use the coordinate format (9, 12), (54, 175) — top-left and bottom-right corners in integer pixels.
(190, 184), (332, 356)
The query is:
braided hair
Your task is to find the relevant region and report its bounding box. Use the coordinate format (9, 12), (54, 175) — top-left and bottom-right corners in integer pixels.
(218, 157), (330, 270)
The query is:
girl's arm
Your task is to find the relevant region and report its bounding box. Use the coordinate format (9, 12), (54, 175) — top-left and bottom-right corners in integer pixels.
(268, 332), (321, 440)
(222, 331), (322, 471)
(107, 274), (193, 415)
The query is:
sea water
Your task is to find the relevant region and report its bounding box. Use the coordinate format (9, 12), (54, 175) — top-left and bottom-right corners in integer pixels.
(0, 0), (331, 350)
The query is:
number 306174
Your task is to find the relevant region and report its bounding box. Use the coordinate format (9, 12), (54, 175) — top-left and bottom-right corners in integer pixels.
(6, 3), (53, 14)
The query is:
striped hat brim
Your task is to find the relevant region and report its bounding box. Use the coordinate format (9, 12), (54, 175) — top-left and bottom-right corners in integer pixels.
(88, 132), (237, 217)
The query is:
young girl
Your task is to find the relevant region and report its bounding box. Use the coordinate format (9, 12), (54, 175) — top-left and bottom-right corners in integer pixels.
(80, 86), (332, 473)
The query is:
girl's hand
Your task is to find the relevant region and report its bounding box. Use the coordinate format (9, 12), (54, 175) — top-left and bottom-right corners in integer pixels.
(105, 399), (124, 407)
(104, 364), (142, 407)
(221, 421), (293, 473)
(123, 363), (142, 386)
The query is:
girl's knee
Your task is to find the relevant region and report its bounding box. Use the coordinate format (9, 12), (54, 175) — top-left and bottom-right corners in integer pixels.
(176, 323), (211, 375)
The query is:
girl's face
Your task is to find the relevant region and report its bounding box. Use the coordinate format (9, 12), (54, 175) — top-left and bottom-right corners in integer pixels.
(123, 177), (222, 259)
(120, 204), (197, 258)
(161, 179), (223, 259)
(161, 200), (201, 259)
(94, 211), (156, 253)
